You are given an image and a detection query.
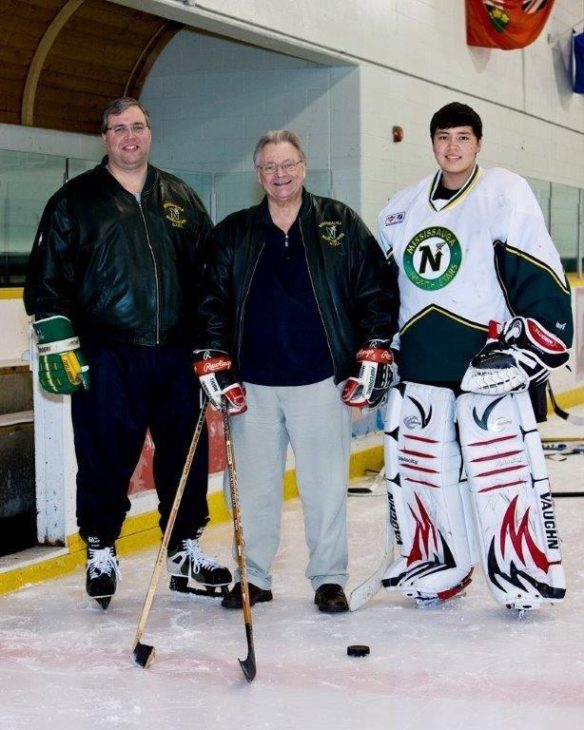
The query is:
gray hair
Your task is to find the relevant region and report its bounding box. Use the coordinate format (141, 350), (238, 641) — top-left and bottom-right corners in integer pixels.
(101, 97), (151, 134)
(253, 130), (307, 167)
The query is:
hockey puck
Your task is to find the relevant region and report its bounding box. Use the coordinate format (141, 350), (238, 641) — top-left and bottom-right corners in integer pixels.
(347, 644), (370, 657)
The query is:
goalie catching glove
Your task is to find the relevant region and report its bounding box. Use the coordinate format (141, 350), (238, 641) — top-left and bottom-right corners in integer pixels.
(341, 340), (396, 408)
(461, 317), (569, 395)
(33, 315), (90, 395)
(193, 350), (247, 415)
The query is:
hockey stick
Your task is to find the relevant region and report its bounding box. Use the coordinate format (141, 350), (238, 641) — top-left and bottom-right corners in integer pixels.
(543, 441), (584, 457)
(349, 476), (394, 611)
(222, 408), (256, 683)
(132, 400), (209, 669)
(348, 466), (385, 496)
(547, 382), (584, 426)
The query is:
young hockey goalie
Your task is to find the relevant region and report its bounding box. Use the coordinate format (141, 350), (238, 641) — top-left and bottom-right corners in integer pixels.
(376, 102), (573, 612)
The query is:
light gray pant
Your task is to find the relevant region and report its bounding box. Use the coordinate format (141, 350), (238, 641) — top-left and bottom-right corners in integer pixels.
(224, 377), (351, 591)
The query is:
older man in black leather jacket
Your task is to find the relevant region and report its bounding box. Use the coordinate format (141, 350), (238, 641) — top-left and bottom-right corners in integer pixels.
(195, 129), (398, 613)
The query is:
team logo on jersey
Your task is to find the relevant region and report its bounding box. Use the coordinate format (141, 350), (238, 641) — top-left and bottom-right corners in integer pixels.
(163, 201), (187, 228)
(385, 211), (405, 226)
(403, 226), (462, 291)
(318, 220), (344, 247)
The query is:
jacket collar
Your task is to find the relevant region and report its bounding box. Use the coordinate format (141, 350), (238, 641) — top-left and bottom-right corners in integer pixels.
(256, 187), (312, 225)
(99, 156), (157, 196)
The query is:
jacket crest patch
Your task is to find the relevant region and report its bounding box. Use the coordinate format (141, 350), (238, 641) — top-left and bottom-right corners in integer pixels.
(318, 220), (344, 247)
(163, 201), (187, 228)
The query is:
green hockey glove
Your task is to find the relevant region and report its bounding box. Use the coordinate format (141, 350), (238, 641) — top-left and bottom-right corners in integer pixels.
(33, 316), (91, 394)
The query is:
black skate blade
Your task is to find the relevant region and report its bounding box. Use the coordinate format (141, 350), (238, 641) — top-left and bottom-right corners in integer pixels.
(133, 641), (156, 668)
(169, 576), (228, 597)
(94, 596), (112, 610)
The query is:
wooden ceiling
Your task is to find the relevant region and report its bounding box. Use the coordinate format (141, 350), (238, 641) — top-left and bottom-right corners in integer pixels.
(0, 0), (183, 134)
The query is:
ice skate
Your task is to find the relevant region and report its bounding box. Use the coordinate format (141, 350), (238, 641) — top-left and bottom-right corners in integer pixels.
(86, 536), (120, 610)
(401, 569), (473, 607)
(381, 556), (411, 590)
(167, 537), (232, 597)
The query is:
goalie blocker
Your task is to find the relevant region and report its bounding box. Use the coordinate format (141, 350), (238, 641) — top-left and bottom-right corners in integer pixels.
(381, 382), (565, 610)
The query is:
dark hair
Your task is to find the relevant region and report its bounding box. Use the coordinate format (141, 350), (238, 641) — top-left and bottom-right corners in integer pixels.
(430, 102), (482, 140)
(101, 97), (151, 134)
(253, 130), (307, 167)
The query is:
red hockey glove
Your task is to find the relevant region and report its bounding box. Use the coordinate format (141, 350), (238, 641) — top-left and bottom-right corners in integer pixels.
(461, 318), (569, 395)
(342, 340), (396, 408)
(193, 350), (247, 415)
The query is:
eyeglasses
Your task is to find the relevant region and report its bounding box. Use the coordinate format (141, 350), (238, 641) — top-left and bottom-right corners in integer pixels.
(257, 160), (304, 175)
(105, 123), (150, 136)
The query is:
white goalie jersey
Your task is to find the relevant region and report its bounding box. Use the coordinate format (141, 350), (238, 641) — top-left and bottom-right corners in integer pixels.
(377, 166), (572, 383)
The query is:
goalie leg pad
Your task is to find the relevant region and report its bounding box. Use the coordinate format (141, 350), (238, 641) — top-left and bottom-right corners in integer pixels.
(457, 391), (565, 610)
(381, 382), (474, 600)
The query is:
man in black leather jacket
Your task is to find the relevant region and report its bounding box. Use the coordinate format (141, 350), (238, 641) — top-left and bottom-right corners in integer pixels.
(195, 130), (398, 613)
(24, 97), (231, 609)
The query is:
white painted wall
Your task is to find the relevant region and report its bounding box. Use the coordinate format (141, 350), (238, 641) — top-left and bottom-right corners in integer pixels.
(0, 123), (102, 158)
(0, 296), (29, 364)
(128, 0), (584, 231)
(120, 0), (584, 129)
(141, 31), (360, 213)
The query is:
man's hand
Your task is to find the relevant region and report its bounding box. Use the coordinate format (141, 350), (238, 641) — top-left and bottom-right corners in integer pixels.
(193, 350), (247, 415)
(342, 340), (396, 408)
(33, 315), (90, 395)
(461, 318), (569, 395)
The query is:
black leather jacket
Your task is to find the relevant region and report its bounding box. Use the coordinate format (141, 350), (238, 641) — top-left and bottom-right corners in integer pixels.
(24, 158), (212, 347)
(198, 191), (398, 383)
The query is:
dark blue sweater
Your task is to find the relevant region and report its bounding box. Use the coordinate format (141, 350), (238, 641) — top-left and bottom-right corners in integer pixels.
(238, 200), (334, 386)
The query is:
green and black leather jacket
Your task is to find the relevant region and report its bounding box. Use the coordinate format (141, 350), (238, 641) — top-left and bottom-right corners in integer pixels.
(197, 190), (398, 384)
(24, 158), (212, 346)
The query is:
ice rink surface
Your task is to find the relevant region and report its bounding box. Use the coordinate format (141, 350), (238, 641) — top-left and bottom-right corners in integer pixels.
(1, 414), (584, 730)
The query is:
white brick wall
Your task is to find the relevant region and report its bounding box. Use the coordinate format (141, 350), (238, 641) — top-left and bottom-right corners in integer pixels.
(135, 0), (583, 228)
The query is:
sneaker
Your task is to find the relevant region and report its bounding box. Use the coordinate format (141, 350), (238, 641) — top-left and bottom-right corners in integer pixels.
(167, 538), (232, 588)
(221, 581), (273, 609)
(86, 536), (120, 610)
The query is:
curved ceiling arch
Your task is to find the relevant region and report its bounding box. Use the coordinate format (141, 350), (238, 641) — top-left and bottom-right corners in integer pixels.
(0, 0), (183, 134)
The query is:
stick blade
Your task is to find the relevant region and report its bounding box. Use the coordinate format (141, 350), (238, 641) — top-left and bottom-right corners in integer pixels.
(238, 622), (256, 682)
(239, 654), (256, 682)
(349, 579), (382, 611)
(133, 641), (156, 668)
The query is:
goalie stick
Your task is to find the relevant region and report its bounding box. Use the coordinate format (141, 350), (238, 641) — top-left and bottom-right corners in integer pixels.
(540, 439), (584, 498)
(547, 382), (584, 426)
(348, 466), (385, 496)
(349, 477), (394, 611)
(132, 400), (209, 669)
(222, 408), (256, 682)
(543, 441), (584, 457)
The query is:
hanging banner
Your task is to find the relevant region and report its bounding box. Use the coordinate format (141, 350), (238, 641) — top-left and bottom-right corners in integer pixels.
(466, 0), (555, 50)
(572, 31), (584, 93)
